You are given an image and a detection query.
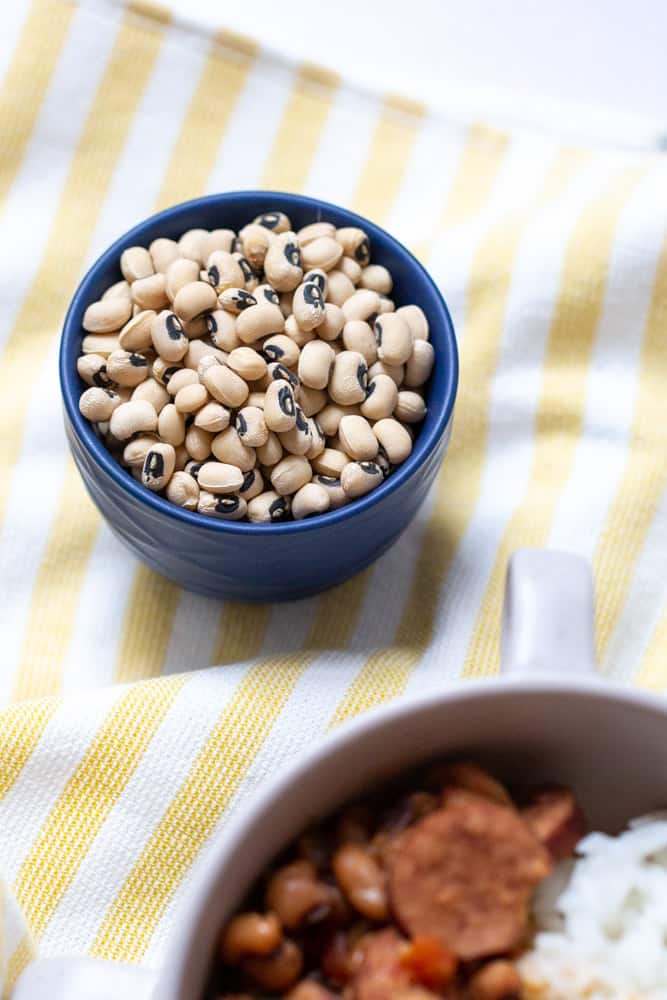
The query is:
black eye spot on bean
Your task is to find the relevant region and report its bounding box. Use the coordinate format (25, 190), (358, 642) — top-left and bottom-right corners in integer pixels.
(359, 461), (380, 475)
(303, 282), (323, 308)
(271, 363), (298, 387)
(208, 265), (220, 287)
(129, 353), (148, 367)
(93, 366), (111, 387)
(284, 241), (301, 268)
(235, 290), (256, 310)
(166, 314), (184, 340)
(237, 256), (254, 282)
(278, 384), (295, 417)
(374, 320), (383, 347)
(295, 407), (309, 432)
(187, 462), (202, 481)
(206, 313), (218, 334)
(355, 237), (370, 265)
(367, 311), (378, 325)
(262, 287), (279, 305)
(262, 344), (284, 362)
(376, 447), (391, 478)
(104, 389), (117, 399)
(216, 495), (240, 513)
(365, 380), (376, 400)
(269, 497), (289, 519)
(357, 362), (368, 391)
(316, 475), (340, 487)
(163, 366), (181, 385)
(241, 469), (256, 492)
(306, 271), (326, 293)
(236, 412), (248, 436)
(232, 236), (244, 254)
(145, 451), (164, 480)
(257, 212), (280, 230)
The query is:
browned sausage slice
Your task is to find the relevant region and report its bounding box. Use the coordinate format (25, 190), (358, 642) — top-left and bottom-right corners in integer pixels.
(387, 790), (552, 960)
(521, 786), (586, 860)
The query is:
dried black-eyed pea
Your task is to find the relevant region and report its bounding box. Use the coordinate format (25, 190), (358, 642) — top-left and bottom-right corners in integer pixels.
(303, 267), (328, 296)
(122, 433), (159, 468)
(341, 288), (381, 323)
(142, 442), (175, 492)
(236, 406), (269, 448)
(166, 368), (199, 396)
(150, 310), (188, 362)
(378, 295), (395, 314)
(158, 403), (186, 447)
(106, 349), (150, 388)
(253, 210), (291, 233)
(291, 482), (330, 520)
(300, 236), (343, 272)
(342, 320), (377, 366)
(79, 387), (122, 422)
(329, 350), (368, 405)
(375, 446), (391, 479)
(174, 444), (189, 471)
(313, 474), (349, 510)
(247, 390), (266, 409)
(257, 431), (283, 467)
(264, 379), (297, 433)
(118, 310), (156, 352)
(132, 376), (168, 411)
(173, 281), (217, 322)
(271, 455), (311, 496)
(264, 232), (303, 292)
(194, 401), (230, 434)
(306, 418), (326, 459)
(292, 280), (325, 331)
(83, 297), (133, 333)
(202, 364), (249, 409)
(193, 346), (228, 376)
(262, 334), (300, 368)
(115, 386), (133, 404)
(254, 283), (280, 307)
(247, 490), (291, 523)
(312, 448), (349, 478)
(102, 279), (132, 301)
(174, 382), (208, 414)
(184, 425), (213, 462)
(166, 258), (200, 301)
(360, 264), (392, 294)
(373, 417), (413, 463)
(341, 460), (383, 498)
(207, 250), (245, 293)
(149, 237), (180, 273)
(182, 315), (209, 340)
(211, 426), (256, 472)
(279, 290), (294, 319)
(239, 223), (273, 271)
(338, 415), (379, 461)
(206, 309), (239, 352)
(325, 269), (356, 307)
(297, 221), (336, 244)
(336, 226), (371, 266)
(337, 254), (363, 285)
(109, 399), (157, 440)
(299, 385), (327, 417)
(368, 359), (404, 387)
(405, 338), (435, 387)
(132, 272), (168, 311)
(396, 303), (429, 340)
(165, 470), (199, 510)
(375, 312), (413, 366)
(151, 356), (182, 387)
(316, 402), (360, 437)
(205, 229), (236, 258)
(81, 333), (120, 356)
(218, 287), (257, 316)
(77, 353), (112, 387)
(197, 462), (244, 494)
(395, 390), (427, 423)
(120, 246), (154, 283)
(360, 373), (398, 421)
(298, 340), (334, 391)
(279, 406), (312, 456)
(284, 313), (316, 348)
(236, 303), (285, 345)
(233, 252), (259, 292)
(198, 491), (247, 521)
(178, 228), (210, 265)
(239, 467), (264, 501)
(265, 361), (299, 392)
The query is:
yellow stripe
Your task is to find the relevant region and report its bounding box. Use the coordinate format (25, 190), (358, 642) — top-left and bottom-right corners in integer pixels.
(441, 125), (510, 227)
(593, 230), (667, 659)
(154, 30), (256, 211)
(0, 0), (74, 210)
(13, 677), (185, 940)
(463, 164), (646, 679)
(90, 657), (306, 962)
(211, 604), (272, 666)
(260, 65), (339, 192)
(114, 568), (182, 683)
(305, 570), (372, 651)
(0, 697), (60, 799)
(3, 935), (33, 1000)
(636, 598), (667, 690)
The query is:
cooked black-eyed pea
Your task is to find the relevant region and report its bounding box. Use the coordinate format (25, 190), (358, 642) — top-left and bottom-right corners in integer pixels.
(342, 320), (377, 365)
(173, 280), (217, 322)
(360, 264), (392, 294)
(297, 221), (336, 244)
(184, 425), (213, 462)
(174, 382), (208, 414)
(271, 455), (311, 496)
(79, 387), (122, 422)
(178, 228), (210, 265)
(77, 353), (112, 387)
(374, 312), (413, 366)
(337, 254), (362, 285)
(102, 279), (132, 301)
(341, 288), (381, 323)
(211, 426), (256, 472)
(152, 356), (182, 387)
(264, 232), (303, 292)
(264, 379), (297, 433)
(396, 303), (429, 340)
(198, 490), (247, 521)
(316, 402), (359, 437)
(158, 403), (186, 446)
(149, 236), (180, 273)
(325, 269), (356, 307)
(81, 333), (120, 356)
(373, 417), (412, 463)
(236, 303), (285, 345)
(262, 334), (300, 368)
(106, 349), (150, 388)
(205, 228), (236, 258)
(247, 490), (291, 523)
(109, 399), (157, 440)
(122, 433), (159, 468)
(335, 226), (370, 265)
(338, 415), (379, 461)
(404, 338), (435, 387)
(165, 258), (200, 302)
(118, 310), (156, 352)
(236, 406), (269, 448)
(313, 474), (349, 510)
(141, 442), (176, 492)
(311, 448), (349, 478)
(395, 389), (427, 423)
(254, 283), (280, 307)
(207, 250), (245, 293)
(239, 467), (264, 501)
(368, 359), (404, 387)
(279, 406), (312, 456)
(165, 470), (199, 510)
(257, 431), (283, 467)
(292, 280), (325, 331)
(166, 367), (199, 396)
(218, 287), (257, 315)
(194, 401), (230, 434)
(291, 482), (330, 520)
(202, 364), (249, 409)
(233, 252), (259, 292)
(284, 313), (315, 348)
(83, 297), (133, 333)
(132, 272), (168, 311)
(298, 340), (334, 390)
(120, 246), (154, 283)
(300, 236), (343, 272)
(239, 223), (273, 270)
(150, 310), (188, 362)
(360, 373), (398, 421)
(253, 210), (291, 233)
(197, 462), (244, 494)
(299, 385), (327, 417)
(341, 460), (383, 498)
(329, 350), (368, 405)
(205, 309), (239, 352)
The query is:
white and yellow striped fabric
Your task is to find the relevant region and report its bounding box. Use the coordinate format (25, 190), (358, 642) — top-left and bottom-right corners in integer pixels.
(2, 0), (667, 991)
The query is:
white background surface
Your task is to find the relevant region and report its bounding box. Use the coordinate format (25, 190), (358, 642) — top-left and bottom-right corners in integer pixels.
(162, 0), (666, 149)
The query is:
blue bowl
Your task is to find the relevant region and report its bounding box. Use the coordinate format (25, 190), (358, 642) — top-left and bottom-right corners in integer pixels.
(61, 191), (458, 601)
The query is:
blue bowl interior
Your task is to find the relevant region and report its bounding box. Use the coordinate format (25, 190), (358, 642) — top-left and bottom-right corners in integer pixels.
(61, 191), (458, 536)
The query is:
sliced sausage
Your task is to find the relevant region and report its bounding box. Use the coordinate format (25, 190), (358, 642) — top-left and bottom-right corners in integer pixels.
(351, 928), (412, 1000)
(387, 790), (552, 960)
(521, 785), (586, 860)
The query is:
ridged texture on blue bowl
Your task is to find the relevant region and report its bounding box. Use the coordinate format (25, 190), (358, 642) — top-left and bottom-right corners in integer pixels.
(61, 192), (458, 601)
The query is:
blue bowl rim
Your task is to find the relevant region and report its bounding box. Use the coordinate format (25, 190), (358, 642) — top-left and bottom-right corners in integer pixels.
(60, 190), (458, 536)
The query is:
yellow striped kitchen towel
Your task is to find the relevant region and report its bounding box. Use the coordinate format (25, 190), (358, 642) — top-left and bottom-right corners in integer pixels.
(2, 0), (667, 990)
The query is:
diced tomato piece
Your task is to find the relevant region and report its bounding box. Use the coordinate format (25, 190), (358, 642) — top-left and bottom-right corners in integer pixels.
(399, 936), (458, 989)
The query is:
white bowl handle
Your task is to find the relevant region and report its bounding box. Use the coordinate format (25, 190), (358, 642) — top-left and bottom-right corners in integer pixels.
(12, 957), (157, 1000)
(501, 549), (597, 676)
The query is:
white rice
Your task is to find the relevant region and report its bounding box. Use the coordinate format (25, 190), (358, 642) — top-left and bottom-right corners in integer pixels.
(519, 813), (667, 1000)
